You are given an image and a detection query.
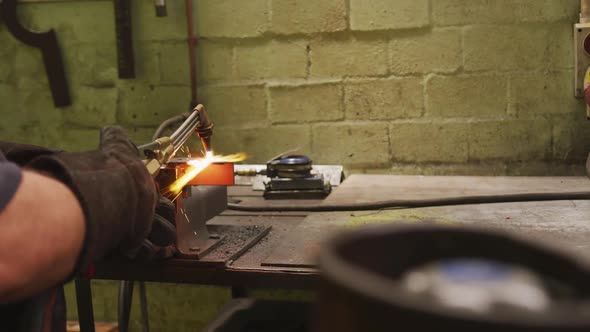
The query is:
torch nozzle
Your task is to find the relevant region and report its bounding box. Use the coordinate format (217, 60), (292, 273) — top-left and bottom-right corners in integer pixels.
(200, 136), (212, 155)
(194, 104), (214, 156)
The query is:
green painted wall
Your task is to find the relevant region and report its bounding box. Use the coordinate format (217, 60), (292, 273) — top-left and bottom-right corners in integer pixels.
(1, 0), (589, 330)
(2, 0), (588, 174)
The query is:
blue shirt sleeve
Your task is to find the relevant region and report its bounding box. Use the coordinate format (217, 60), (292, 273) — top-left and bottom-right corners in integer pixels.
(0, 152), (22, 213)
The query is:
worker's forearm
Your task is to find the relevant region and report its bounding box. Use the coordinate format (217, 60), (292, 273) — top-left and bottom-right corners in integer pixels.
(0, 170), (85, 303)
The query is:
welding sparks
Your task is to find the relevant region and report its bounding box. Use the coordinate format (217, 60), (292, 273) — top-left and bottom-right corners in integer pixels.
(166, 152), (247, 195)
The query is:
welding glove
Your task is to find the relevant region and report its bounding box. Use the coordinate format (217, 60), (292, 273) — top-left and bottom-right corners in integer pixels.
(26, 126), (176, 274)
(0, 142), (59, 166)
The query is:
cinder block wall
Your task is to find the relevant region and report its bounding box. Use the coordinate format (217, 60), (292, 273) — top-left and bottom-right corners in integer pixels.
(1, 0), (588, 175)
(199, 0), (590, 175)
(1, 0), (589, 331)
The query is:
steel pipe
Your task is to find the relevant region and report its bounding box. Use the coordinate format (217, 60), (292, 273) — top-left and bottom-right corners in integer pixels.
(172, 117), (199, 146)
(170, 110), (199, 142)
(173, 120), (200, 151)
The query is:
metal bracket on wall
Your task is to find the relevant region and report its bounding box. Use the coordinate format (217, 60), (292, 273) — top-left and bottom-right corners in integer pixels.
(1, 0), (71, 107)
(114, 0), (135, 79)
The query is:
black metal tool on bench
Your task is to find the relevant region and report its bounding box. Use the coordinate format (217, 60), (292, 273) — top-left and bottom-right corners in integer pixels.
(1, 0), (71, 107)
(264, 155), (332, 199)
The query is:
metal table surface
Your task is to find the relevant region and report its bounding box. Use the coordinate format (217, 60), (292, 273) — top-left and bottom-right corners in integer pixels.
(78, 175), (590, 332)
(92, 175), (590, 288)
(94, 184), (320, 289)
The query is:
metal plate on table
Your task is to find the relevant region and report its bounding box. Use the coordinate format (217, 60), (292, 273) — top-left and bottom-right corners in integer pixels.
(261, 213), (349, 268)
(322, 175), (590, 205)
(262, 200), (590, 268)
(209, 214), (315, 273)
(195, 224), (271, 267)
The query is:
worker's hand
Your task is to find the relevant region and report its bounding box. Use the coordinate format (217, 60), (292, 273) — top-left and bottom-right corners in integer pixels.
(134, 196), (177, 260)
(26, 127), (176, 273)
(0, 142), (59, 166)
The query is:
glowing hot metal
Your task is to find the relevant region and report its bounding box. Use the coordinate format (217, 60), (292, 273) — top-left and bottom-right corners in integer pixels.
(166, 152), (247, 195)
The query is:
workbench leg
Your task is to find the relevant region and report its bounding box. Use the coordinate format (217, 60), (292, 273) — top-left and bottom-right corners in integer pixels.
(139, 282), (150, 332)
(75, 279), (95, 332)
(118, 280), (134, 332)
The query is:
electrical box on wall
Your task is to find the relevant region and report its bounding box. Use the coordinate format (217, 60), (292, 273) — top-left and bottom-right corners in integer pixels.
(574, 23), (590, 98)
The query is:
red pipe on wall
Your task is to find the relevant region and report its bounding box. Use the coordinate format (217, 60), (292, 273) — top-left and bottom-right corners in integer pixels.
(186, 0), (198, 107)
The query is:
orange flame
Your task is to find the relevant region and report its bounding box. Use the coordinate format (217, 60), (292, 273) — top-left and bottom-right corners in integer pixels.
(166, 152), (247, 195)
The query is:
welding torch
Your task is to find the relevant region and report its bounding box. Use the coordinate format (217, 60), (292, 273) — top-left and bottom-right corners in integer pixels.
(139, 104), (213, 177)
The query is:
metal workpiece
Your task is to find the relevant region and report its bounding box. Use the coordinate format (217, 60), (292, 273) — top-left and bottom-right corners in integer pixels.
(175, 186), (227, 259)
(154, 158), (235, 200)
(154, 161), (185, 199)
(151, 155), (262, 260)
(174, 185), (270, 261)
